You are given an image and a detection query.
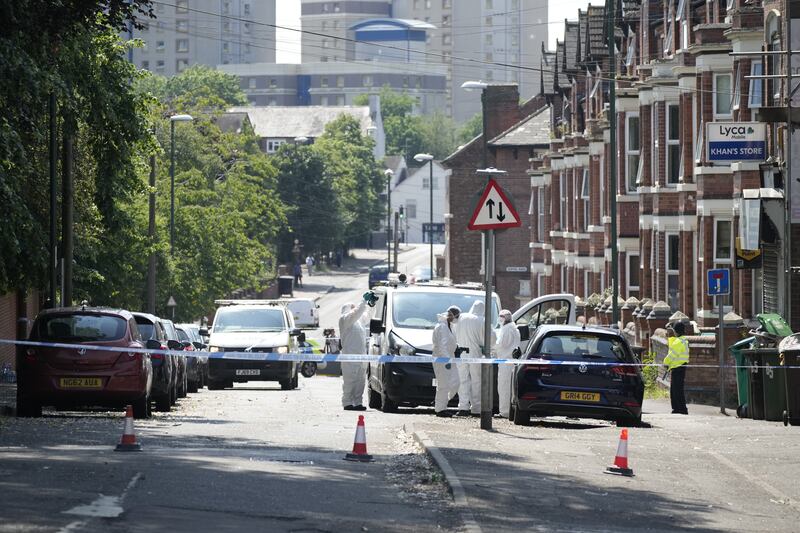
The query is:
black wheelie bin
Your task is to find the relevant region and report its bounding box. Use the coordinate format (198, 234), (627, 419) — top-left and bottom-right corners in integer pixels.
(778, 334), (800, 426)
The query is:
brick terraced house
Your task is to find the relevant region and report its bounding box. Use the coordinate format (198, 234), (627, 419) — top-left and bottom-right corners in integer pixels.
(445, 0), (800, 334)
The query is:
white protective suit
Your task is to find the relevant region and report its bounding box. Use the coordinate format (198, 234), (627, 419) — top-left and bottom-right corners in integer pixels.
(496, 313), (521, 418)
(431, 313), (460, 413)
(455, 301), (495, 414)
(339, 301), (368, 407)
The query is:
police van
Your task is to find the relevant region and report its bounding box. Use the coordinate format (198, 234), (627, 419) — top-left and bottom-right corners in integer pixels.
(366, 278), (576, 412)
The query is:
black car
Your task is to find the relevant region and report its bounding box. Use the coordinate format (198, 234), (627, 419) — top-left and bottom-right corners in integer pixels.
(176, 324), (206, 392)
(132, 312), (181, 411)
(367, 264), (390, 288)
(509, 325), (644, 427)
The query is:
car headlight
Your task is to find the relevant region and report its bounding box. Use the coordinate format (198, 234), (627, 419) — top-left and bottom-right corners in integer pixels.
(277, 346), (288, 354)
(389, 336), (416, 356)
(209, 346), (221, 352)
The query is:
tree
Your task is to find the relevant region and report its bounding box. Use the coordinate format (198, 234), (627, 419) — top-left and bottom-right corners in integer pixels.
(312, 115), (384, 247)
(458, 112), (484, 145)
(138, 64), (248, 111)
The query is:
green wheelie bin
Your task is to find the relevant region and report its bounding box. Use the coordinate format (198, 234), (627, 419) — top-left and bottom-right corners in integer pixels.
(729, 337), (753, 418)
(743, 349), (766, 420)
(779, 334), (800, 426)
(760, 350), (787, 422)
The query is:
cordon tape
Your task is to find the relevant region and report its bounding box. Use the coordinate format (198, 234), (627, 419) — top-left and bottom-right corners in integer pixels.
(1, 338), (798, 369)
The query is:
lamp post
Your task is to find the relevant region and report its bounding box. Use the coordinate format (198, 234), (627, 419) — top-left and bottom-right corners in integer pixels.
(384, 168), (394, 270)
(169, 114), (193, 255)
(414, 153), (435, 279)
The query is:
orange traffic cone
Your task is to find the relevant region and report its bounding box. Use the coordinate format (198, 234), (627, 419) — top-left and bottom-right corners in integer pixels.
(344, 415), (373, 462)
(115, 405), (142, 452)
(604, 428), (633, 477)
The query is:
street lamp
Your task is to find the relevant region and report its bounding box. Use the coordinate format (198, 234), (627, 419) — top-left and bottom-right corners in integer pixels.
(384, 168), (394, 270)
(169, 114), (193, 254)
(414, 153), (435, 279)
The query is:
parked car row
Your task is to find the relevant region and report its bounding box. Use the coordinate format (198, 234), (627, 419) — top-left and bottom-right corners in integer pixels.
(16, 305), (210, 419)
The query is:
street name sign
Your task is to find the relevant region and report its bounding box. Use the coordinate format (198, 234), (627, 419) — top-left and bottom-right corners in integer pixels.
(707, 268), (730, 296)
(468, 179), (522, 230)
(706, 122), (766, 162)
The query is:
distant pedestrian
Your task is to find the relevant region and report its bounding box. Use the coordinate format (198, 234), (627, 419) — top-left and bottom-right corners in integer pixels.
(305, 255), (315, 276)
(335, 249), (343, 268)
(293, 263), (303, 288)
(664, 321), (690, 415)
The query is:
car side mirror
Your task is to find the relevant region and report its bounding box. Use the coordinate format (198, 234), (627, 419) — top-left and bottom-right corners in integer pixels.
(518, 324), (530, 342)
(180, 341), (191, 349)
(145, 339), (161, 350)
(167, 339), (183, 350)
(199, 327), (209, 337)
(298, 332), (306, 343)
(290, 328), (302, 337)
(370, 318), (385, 335)
(192, 341), (204, 350)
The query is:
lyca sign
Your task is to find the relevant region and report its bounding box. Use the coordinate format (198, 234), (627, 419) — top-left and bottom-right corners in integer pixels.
(706, 122), (766, 162)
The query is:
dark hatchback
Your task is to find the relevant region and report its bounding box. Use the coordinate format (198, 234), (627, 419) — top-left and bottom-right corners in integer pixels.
(367, 264), (390, 288)
(509, 325), (644, 427)
(132, 312), (181, 412)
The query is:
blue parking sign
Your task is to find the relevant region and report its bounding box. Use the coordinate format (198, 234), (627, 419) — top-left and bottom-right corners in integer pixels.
(707, 268), (730, 296)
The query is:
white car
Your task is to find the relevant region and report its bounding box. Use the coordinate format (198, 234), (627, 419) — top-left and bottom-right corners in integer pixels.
(283, 298), (320, 329)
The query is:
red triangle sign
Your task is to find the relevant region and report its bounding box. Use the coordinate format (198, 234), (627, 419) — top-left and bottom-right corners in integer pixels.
(468, 179), (522, 230)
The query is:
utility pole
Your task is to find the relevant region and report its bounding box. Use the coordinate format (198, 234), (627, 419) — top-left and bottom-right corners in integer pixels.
(170, 119), (176, 254)
(146, 153), (157, 314)
(606, 0), (620, 327)
(785, 0), (793, 328)
(385, 169), (393, 270)
(61, 133), (74, 307)
(48, 93), (57, 308)
(393, 211), (400, 272)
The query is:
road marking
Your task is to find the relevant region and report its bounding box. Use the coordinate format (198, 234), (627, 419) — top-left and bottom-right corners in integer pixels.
(59, 472), (142, 532)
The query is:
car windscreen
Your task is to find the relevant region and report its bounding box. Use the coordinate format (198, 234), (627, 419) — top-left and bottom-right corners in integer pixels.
(213, 308), (286, 332)
(391, 293), (499, 329)
(530, 333), (629, 362)
(34, 314), (127, 342)
(370, 267), (389, 275)
(176, 328), (190, 342)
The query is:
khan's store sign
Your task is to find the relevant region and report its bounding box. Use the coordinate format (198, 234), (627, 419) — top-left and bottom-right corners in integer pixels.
(706, 122), (766, 162)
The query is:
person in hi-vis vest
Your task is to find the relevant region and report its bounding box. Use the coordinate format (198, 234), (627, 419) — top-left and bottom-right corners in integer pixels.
(664, 321), (690, 414)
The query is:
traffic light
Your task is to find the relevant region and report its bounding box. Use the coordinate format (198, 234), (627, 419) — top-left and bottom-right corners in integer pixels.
(399, 205), (405, 219)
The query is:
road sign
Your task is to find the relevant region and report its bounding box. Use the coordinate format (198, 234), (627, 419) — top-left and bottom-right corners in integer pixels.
(707, 268), (730, 296)
(706, 122), (766, 163)
(167, 296), (177, 307)
(467, 179), (521, 230)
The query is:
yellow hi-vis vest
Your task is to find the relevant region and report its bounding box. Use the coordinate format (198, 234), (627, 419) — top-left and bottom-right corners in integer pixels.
(664, 336), (690, 370)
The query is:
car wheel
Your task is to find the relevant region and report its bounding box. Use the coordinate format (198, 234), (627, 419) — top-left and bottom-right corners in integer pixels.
(513, 406), (530, 426)
(380, 393), (397, 413)
(207, 380), (225, 391)
(508, 402), (516, 422)
(280, 379), (293, 391)
(187, 380), (199, 394)
(178, 371), (188, 398)
(132, 394), (151, 419)
(368, 385), (382, 409)
(170, 383), (177, 406)
(16, 392), (42, 418)
(291, 372), (299, 389)
(300, 362), (317, 378)
(616, 416), (641, 428)
(155, 392), (171, 412)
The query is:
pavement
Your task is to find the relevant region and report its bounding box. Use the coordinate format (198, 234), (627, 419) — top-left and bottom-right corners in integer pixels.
(409, 399), (800, 532)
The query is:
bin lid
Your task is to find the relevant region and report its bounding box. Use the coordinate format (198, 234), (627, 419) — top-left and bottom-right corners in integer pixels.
(756, 313), (793, 337)
(779, 333), (800, 353)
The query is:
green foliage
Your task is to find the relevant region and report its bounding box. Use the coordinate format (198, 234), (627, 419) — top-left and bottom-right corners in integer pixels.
(641, 351), (669, 399)
(354, 86), (459, 159)
(458, 113), (484, 145)
(137, 64), (248, 111)
(312, 115), (384, 248)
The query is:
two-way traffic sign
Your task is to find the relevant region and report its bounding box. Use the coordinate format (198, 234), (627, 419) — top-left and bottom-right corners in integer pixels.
(467, 179), (522, 231)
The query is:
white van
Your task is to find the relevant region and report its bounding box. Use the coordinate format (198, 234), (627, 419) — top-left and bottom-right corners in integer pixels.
(282, 298), (320, 329)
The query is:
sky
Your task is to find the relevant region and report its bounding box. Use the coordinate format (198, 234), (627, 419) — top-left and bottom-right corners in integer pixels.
(547, 0), (592, 49)
(274, 0), (593, 62)
(275, 0), (301, 64)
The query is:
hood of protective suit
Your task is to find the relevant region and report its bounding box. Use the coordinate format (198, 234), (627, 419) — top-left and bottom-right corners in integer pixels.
(468, 301), (485, 317)
(340, 303), (356, 316)
(437, 313), (449, 323)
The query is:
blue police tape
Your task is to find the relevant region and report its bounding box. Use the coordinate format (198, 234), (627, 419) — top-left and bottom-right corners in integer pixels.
(2, 338), (799, 369)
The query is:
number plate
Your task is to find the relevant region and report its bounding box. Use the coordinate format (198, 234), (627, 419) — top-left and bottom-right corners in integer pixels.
(235, 369), (260, 376)
(59, 377), (102, 389)
(431, 378), (438, 387)
(560, 391), (600, 402)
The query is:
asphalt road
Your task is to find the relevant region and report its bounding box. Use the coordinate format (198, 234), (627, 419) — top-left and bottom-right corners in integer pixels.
(2, 245), (798, 532)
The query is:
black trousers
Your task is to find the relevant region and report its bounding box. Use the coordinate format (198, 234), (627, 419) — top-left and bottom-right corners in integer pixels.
(670, 365), (688, 414)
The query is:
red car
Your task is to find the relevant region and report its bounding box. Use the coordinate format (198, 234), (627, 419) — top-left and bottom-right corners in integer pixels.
(17, 307), (153, 419)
